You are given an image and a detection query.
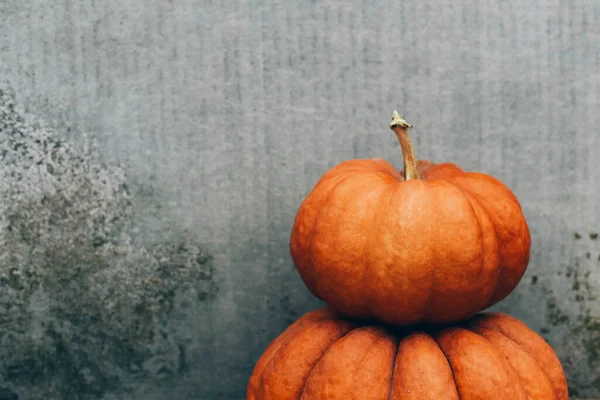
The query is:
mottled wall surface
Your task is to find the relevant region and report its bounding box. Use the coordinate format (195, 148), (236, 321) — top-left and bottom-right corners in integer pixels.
(0, 1), (599, 399)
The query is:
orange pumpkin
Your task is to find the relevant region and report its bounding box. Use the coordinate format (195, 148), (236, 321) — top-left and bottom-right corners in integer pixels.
(247, 308), (568, 400)
(289, 112), (531, 325)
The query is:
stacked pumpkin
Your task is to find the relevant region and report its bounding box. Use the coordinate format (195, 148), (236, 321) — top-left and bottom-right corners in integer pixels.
(247, 112), (568, 399)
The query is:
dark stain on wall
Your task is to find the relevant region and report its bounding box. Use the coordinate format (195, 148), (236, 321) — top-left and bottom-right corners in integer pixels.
(535, 249), (600, 395)
(0, 86), (219, 399)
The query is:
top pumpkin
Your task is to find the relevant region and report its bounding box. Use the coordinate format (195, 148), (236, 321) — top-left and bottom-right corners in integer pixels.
(290, 111), (531, 325)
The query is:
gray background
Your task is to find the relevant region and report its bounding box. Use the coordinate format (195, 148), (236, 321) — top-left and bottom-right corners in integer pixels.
(0, 1), (599, 399)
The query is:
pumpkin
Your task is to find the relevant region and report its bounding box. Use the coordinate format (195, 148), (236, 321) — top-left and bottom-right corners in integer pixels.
(247, 308), (568, 400)
(289, 111), (531, 325)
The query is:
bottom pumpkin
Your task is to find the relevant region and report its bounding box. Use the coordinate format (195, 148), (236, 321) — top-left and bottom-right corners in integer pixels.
(247, 308), (568, 400)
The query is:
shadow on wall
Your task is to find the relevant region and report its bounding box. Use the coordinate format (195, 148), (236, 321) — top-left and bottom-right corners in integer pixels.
(0, 86), (218, 399)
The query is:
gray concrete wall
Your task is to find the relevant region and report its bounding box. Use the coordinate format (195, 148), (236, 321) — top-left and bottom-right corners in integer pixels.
(0, 1), (598, 399)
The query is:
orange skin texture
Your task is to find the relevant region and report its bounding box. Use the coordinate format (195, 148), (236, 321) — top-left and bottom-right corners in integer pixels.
(247, 308), (568, 400)
(290, 159), (531, 325)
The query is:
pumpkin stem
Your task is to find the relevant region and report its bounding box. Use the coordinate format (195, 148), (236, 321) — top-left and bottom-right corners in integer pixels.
(389, 110), (420, 180)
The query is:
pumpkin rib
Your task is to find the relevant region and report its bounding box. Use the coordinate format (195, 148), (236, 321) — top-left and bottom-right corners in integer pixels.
(459, 187), (499, 311)
(351, 330), (393, 383)
(470, 329), (521, 394)
(450, 174), (531, 307)
(405, 182), (437, 324)
(297, 324), (358, 400)
(417, 229), (439, 323)
(388, 330), (461, 400)
(437, 336), (462, 400)
(433, 174), (508, 308)
(253, 319), (320, 398)
(433, 333), (462, 400)
(247, 310), (336, 399)
(255, 316), (351, 399)
(468, 328), (527, 397)
(443, 179), (501, 314)
(437, 328), (529, 399)
(470, 326), (557, 399)
(309, 171), (397, 318)
(293, 171), (351, 297)
(365, 183), (398, 321)
(468, 313), (569, 400)
(365, 178), (441, 325)
(419, 178), (488, 323)
(386, 336), (401, 400)
(481, 313), (566, 397)
(303, 172), (360, 299)
(300, 326), (397, 399)
(292, 162), (378, 297)
(450, 182), (506, 308)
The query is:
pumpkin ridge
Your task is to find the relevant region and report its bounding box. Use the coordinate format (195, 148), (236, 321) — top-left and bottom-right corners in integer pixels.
(297, 323), (356, 400)
(267, 313), (332, 358)
(304, 172), (361, 299)
(366, 184), (398, 321)
(419, 178), (489, 322)
(431, 331), (462, 400)
(463, 188), (505, 284)
(390, 330), (463, 399)
(254, 319), (319, 397)
(448, 180), (501, 313)
(294, 172), (352, 272)
(255, 316), (351, 399)
(247, 312), (331, 398)
(408, 182), (438, 324)
(469, 327), (533, 399)
(463, 172), (520, 204)
(437, 328), (531, 399)
(468, 313), (568, 400)
(446, 175), (530, 308)
(386, 336), (401, 400)
(444, 177), (506, 310)
(355, 329), (397, 399)
(346, 328), (390, 377)
(475, 328), (530, 399)
(309, 171), (396, 311)
(471, 326), (557, 399)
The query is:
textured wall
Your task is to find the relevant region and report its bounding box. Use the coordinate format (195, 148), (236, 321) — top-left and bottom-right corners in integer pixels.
(0, 1), (599, 399)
